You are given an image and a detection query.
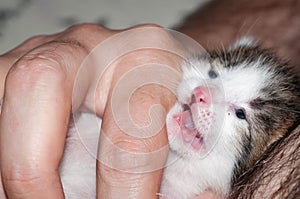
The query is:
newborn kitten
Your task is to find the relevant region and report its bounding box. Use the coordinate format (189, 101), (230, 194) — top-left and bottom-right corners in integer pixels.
(160, 37), (300, 198)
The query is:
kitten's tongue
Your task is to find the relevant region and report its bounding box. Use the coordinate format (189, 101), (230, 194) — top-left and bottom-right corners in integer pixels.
(174, 110), (203, 151)
(181, 110), (195, 129)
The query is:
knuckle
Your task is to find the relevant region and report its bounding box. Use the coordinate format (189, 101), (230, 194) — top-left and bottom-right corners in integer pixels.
(62, 23), (110, 49)
(130, 23), (169, 37)
(66, 23), (105, 36)
(98, 136), (167, 175)
(12, 56), (60, 73)
(23, 35), (50, 46)
(7, 53), (66, 88)
(2, 168), (44, 195)
(113, 137), (150, 152)
(99, 136), (153, 167)
(132, 23), (164, 30)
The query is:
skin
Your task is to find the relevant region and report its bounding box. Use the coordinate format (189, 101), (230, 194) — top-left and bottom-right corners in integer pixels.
(177, 0), (300, 73)
(230, 125), (300, 198)
(0, 0), (299, 198)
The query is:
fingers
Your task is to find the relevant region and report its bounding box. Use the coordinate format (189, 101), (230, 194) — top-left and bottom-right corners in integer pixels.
(95, 24), (204, 198)
(0, 23), (111, 102)
(0, 23), (187, 198)
(98, 85), (170, 198)
(0, 48), (75, 198)
(96, 48), (181, 198)
(0, 24), (111, 198)
(0, 34), (58, 96)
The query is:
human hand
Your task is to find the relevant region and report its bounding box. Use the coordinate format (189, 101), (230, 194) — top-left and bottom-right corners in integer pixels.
(0, 23), (174, 198)
(0, 23), (220, 199)
(0, 23), (118, 198)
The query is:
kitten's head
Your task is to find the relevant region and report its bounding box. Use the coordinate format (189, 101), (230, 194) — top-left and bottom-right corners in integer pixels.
(166, 37), (300, 177)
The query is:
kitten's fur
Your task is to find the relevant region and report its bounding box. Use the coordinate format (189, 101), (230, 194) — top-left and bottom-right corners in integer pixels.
(160, 37), (300, 198)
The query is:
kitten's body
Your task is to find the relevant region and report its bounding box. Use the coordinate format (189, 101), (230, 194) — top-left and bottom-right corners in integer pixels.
(57, 38), (299, 199)
(59, 114), (100, 199)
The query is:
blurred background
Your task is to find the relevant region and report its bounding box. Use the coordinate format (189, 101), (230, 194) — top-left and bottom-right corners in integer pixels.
(0, 0), (210, 54)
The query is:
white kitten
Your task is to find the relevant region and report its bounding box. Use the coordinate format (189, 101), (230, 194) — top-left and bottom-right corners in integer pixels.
(160, 38), (300, 198)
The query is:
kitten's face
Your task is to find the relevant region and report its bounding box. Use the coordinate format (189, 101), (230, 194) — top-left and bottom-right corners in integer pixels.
(166, 41), (300, 174)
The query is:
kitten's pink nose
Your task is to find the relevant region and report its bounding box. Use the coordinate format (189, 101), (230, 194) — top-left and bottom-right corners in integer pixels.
(191, 86), (212, 106)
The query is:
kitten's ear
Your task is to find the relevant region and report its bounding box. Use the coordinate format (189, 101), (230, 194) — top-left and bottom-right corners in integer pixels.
(229, 36), (258, 50)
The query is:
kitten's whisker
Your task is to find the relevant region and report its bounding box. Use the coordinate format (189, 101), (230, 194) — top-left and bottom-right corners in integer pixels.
(220, 43), (228, 67)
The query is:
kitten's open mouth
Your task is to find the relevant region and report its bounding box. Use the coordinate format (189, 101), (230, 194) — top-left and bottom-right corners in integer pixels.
(173, 104), (203, 151)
